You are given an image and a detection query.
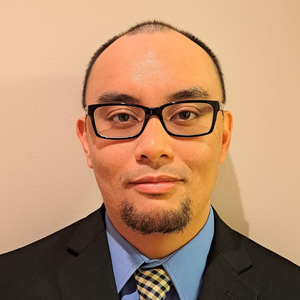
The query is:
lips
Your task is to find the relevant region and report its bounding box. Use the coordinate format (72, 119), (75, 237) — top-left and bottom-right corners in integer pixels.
(131, 175), (179, 184)
(129, 175), (182, 194)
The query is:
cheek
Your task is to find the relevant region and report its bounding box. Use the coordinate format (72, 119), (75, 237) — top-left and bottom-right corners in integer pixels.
(89, 142), (133, 194)
(181, 137), (222, 192)
(180, 136), (221, 167)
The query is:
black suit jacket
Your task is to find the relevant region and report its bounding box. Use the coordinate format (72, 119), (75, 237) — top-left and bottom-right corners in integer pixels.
(0, 205), (299, 299)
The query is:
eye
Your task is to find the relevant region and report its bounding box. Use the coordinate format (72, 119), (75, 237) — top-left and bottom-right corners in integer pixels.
(113, 113), (132, 122)
(178, 111), (194, 120)
(106, 108), (143, 129)
(171, 110), (198, 122)
(106, 108), (140, 123)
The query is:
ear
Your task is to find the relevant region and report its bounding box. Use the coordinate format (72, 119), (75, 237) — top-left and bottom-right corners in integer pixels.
(219, 111), (233, 164)
(76, 117), (93, 168)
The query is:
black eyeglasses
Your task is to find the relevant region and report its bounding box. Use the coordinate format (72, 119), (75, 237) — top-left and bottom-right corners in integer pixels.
(85, 100), (224, 140)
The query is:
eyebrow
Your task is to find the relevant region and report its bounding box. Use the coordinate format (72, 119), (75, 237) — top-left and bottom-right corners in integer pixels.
(167, 87), (210, 102)
(96, 86), (210, 106)
(97, 92), (141, 104)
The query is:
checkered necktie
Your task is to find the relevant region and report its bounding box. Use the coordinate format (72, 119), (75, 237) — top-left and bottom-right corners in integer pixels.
(134, 267), (172, 300)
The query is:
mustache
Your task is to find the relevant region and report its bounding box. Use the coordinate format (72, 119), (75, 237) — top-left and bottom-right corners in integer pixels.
(120, 166), (189, 186)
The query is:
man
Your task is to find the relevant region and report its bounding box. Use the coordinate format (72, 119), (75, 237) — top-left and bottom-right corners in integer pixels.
(0, 21), (299, 300)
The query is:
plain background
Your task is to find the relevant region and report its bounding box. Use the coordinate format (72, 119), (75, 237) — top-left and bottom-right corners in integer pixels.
(1, 1), (299, 266)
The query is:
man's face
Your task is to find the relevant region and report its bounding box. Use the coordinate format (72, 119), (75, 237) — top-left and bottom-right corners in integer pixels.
(77, 31), (232, 237)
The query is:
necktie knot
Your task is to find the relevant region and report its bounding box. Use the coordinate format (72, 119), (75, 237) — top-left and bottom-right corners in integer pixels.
(134, 267), (172, 300)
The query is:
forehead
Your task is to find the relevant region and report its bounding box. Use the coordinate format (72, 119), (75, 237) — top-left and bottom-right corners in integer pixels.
(86, 31), (222, 105)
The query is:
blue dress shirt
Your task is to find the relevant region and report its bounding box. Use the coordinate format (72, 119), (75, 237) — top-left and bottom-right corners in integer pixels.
(105, 206), (214, 300)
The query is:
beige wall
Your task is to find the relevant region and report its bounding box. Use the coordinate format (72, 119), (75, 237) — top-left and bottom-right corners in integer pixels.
(1, 1), (299, 265)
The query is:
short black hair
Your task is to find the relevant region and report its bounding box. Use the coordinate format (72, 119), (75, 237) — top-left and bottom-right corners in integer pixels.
(82, 20), (226, 108)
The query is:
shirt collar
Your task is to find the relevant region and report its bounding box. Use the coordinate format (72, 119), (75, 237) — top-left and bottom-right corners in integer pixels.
(162, 207), (214, 299)
(105, 214), (143, 291)
(105, 207), (214, 300)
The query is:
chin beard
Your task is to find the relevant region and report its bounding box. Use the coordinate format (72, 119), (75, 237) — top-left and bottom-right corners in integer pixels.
(120, 198), (192, 235)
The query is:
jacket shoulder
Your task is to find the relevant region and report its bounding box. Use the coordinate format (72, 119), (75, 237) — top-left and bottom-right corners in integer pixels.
(239, 232), (300, 292)
(0, 207), (105, 299)
(209, 210), (300, 299)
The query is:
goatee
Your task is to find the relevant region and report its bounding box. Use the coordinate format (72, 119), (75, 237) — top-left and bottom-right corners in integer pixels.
(120, 198), (192, 235)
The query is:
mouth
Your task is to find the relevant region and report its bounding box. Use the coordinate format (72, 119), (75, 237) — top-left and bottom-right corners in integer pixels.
(129, 175), (183, 194)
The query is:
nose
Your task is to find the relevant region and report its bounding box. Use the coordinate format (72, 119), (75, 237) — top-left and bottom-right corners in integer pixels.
(135, 116), (174, 164)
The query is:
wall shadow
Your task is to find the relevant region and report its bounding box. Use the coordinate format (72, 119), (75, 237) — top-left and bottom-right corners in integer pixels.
(211, 153), (249, 237)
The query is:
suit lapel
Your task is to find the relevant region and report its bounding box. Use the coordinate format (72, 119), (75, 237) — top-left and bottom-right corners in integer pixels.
(57, 206), (119, 300)
(199, 248), (258, 300)
(199, 210), (259, 300)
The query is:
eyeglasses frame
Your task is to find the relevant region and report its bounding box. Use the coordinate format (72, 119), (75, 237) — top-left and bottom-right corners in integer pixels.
(85, 100), (224, 140)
